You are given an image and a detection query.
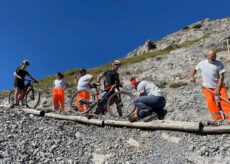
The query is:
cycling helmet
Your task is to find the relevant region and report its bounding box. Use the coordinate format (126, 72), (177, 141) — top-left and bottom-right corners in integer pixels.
(130, 77), (139, 86)
(22, 59), (30, 66)
(79, 68), (86, 74)
(113, 60), (121, 65)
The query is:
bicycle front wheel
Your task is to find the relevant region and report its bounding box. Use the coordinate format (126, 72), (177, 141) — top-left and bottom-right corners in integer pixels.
(25, 88), (41, 108)
(107, 91), (135, 118)
(69, 89), (95, 114)
(8, 90), (15, 104)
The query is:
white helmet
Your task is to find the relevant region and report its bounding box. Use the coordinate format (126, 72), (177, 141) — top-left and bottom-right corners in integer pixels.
(113, 60), (121, 65)
(22, 59), (30, 65)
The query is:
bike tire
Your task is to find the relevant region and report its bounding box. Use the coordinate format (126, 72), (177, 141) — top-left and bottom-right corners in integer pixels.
(25, 88), (41, 108)
(107, 91), (135, 118)
(69, 89), (95, 114)
(8, 90), (15, 104)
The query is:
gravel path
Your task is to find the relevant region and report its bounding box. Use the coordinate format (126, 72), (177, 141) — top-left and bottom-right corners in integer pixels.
(1, 107), (230, 163)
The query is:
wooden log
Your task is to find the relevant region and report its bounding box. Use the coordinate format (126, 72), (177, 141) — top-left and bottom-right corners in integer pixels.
(45, 113), (103, 126)
(202, 125), (230, 133)
(104, 120), (201, 132)
(21, 108), (45, 116)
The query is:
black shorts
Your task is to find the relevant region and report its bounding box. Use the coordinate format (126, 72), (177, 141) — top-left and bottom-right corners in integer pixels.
(14, 79), (25, 89)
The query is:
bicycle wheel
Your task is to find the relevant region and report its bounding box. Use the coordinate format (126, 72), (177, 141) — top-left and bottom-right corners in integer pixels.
(69, 89), (95, 114)
(107, 91), (135, 118)
(25, 88), (41, 108)
(8, 90), (15, 104)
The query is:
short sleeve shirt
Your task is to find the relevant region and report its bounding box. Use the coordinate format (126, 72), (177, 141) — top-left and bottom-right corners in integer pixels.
(53, 79), (66, 89)
(14, 66), (30, 80)
(137, 80), (164, 97)
(77, 74), (93, 90)
(195, 59), (225, 88)
(103, 70), (120, 87)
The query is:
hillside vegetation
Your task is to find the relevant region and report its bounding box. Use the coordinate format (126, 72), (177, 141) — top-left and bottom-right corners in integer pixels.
(37, 35), (208, 89)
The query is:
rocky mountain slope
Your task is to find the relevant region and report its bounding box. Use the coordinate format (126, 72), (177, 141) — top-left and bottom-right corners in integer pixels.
(1, 17), (230, 163)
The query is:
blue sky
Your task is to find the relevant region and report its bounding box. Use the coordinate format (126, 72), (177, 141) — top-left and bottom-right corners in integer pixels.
(0, 0), (229, 90)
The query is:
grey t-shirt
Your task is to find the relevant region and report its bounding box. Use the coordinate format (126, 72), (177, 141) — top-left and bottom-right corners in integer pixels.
(137, 80), (164, 97)
(195, 59), (225, 88)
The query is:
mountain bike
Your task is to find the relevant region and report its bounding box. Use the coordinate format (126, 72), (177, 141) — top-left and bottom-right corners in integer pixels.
(9, 79), (41, 108)
(69, 83), (135, 118)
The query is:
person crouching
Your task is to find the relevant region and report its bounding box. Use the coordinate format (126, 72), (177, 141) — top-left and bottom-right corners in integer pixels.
(129, 77), (166, 122)
(53, 72), (68, 112)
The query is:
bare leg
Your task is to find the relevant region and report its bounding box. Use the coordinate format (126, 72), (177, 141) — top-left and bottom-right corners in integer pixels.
(14, 88), (21, 105)
(18, 89), (26, 105)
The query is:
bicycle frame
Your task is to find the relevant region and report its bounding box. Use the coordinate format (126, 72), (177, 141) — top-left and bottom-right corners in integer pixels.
(88, 84), (118, 109)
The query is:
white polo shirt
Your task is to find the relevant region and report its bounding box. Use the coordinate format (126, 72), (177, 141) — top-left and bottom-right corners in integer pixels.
(137, 80), (164, 97)
(195, 59), (225, 88)
(53, 79), (66, 89)
(77, 74), (93, 90)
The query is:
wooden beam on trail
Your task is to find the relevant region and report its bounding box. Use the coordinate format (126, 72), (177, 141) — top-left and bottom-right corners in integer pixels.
(104, 120), (201, 132)
(45, 112), (103, 126)
(202, 125), (230, 133)
(21, 108), (45, 117)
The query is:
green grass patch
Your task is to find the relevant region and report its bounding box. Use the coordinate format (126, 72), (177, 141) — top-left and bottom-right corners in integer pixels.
(36, 36), (208, 89)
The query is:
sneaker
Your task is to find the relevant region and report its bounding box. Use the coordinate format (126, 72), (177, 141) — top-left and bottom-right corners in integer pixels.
(158, 110), (167, 120)
(10, 103), (19, 108)
(85, 114), (94, 119)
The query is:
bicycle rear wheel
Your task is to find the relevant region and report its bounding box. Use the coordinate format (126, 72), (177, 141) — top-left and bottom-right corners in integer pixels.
(8, 90), (15, 104)
(107, 91), (135, 118)
(25, 88), (41, 108)
(69, 89), (95, 114)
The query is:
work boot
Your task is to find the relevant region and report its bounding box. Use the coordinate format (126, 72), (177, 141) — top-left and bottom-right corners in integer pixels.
(158, 109), (167, 120)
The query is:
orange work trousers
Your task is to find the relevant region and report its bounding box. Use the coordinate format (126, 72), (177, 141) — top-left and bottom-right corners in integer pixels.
(53, 88), (65, 111)
(202, 85), (230, 121)
(75, 90), (90, 112)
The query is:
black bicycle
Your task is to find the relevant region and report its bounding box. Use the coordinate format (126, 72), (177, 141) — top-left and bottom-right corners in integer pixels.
(9, 79), (41, 108)
(69, 83), (135, 118)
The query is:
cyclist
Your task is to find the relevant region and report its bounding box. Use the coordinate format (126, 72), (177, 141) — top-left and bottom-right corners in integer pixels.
(74, 69), (94, 112)
(13, 60), (38, 106)
(96, 60), (122, 115)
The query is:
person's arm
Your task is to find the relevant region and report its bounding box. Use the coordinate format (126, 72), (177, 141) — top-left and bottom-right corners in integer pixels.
(97, 72), (105, 83)
(64, 82), (69, 89)
(135, 82), (145, 97)
(28, 74), (38, 83)
(214, 63), (226, 96)
(135, 92), (144, 97)
(190, 68), (197, 83)
(88, 75), (94, 84)
(14, 72), (23, 80)
(214, 73), (224, 96)
(74, 74), (78, 85)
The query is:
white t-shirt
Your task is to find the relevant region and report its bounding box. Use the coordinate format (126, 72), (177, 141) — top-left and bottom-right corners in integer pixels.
(137, 80), (164, 97)
(77, 74), (93, 90)
(195, 59), (225, 88)
(53, 79), (66, 89)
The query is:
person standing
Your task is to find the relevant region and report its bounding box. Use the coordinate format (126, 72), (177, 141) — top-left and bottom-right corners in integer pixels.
(74, 69), (94, 112)
(129, 77), (166, 122)
(53, 72), (68, 112)
(190, 49), (230, 121)
(96, 60), (122, 115)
